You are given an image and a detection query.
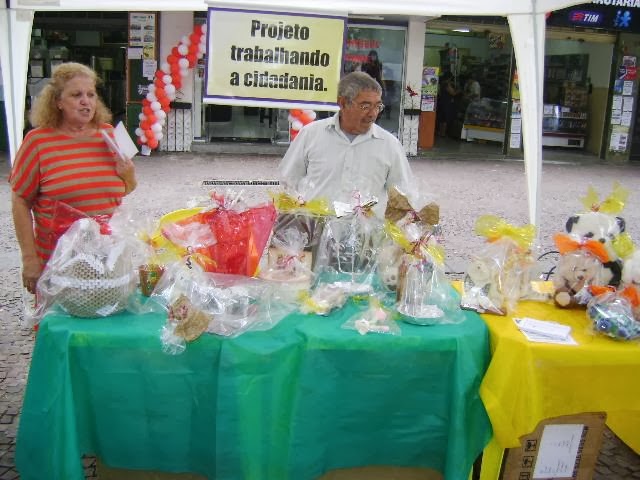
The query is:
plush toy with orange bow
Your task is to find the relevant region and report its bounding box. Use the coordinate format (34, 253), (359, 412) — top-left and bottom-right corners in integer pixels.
(620, 250), (640, 320)
(552, 183), (632, 308)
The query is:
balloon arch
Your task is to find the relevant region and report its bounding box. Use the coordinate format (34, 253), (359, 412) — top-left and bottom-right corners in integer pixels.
(136, 24), (316, 153)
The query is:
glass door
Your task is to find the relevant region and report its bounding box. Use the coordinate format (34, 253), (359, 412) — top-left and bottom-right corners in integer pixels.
(344, 23), (407, 137)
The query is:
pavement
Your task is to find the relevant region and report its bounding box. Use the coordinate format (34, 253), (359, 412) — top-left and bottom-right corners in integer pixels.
(1, 149), (640, 479)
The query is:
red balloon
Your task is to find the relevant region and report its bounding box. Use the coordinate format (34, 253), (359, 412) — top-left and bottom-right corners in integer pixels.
(171, 46), (180, 57)
(148, 137), (159, 149)
(290, 109), (303, 117)
(160, 97), (171, 108)
(156, 88), (166, 99)
(146, 114), (157, 125)
(161, 104), (171, 113)
(155, 70), (164, 79)
(187, 53), (197, 67)
(145, 129), (155, 140)
(194, 24), (203, 35)
(154, 79), (164, 89)
(189, 33), (200, 45)
(301, 113), (314, 125)
(142, 98), (151, 107)
(167, 54), (178, 65)
(172, 78), (182, 89)
(290, 129), (299, 141)
(142, 106), (153, 117)
(170, 63), (180, 74)
(188, 43), (199, 55)
(140, 120), (151, 130)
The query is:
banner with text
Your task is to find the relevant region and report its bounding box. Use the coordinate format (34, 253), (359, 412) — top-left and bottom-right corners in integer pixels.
(205, 8), (346, 110)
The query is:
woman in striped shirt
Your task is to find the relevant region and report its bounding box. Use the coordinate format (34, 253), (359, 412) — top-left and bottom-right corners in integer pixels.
(10, 62), (137, 295)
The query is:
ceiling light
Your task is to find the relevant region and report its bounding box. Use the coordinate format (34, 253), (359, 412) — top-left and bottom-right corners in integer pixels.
(452, 28), (470, 33)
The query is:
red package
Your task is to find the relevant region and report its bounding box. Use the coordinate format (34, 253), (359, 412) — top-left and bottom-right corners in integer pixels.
(174, 203), (276, 276)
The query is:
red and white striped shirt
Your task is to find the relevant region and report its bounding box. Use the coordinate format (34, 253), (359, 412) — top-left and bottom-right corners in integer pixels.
(10, 125), (126, 262)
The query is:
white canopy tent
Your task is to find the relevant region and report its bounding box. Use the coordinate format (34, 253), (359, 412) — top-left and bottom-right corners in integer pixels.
(2, 0), (584, 227)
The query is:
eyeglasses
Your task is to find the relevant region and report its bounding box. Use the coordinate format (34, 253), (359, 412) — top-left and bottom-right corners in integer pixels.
(353, 102), (385, 113)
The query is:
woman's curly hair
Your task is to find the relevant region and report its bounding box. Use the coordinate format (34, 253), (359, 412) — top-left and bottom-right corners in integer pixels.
(29, 62), (112, 128)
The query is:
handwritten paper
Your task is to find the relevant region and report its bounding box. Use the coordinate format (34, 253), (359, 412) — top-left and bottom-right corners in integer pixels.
(533, 424), (585, 478)
(100, 121), (139, 160)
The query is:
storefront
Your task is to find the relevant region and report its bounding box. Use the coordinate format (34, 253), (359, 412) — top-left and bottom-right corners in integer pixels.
(420, 9), (640, 162)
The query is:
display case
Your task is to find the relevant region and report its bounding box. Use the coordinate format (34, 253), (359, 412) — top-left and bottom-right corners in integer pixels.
(543, 54), (589, 148)
(461, 98), (508, 143)
(542, 104), (587, 148)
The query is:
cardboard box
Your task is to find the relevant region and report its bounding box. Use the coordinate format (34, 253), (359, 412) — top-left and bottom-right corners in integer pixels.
(500, 412), (606, 480)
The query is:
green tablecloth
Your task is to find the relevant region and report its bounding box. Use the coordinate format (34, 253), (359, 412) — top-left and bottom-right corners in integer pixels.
(16, 300), (491, 480)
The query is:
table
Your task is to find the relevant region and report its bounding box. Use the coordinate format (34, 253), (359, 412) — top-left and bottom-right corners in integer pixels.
(478, 300), (640, 479)
(16, 299), (492, 480)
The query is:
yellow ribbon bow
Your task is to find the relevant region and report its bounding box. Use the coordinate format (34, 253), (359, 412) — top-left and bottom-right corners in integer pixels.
(475, 215), (536, 251)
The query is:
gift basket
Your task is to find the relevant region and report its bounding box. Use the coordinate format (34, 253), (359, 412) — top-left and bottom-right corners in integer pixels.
(379, 185), (440, 290)
(35, 217), (138, 319)
(150, 262), (295, 353)
(552, 183), (633, 308)
(258, 227), (314, 298)
(270, 189), (333, 270)
(384, 220), (463, 325)
(460, 215), (539, 315)
(154, 191), (277, 276)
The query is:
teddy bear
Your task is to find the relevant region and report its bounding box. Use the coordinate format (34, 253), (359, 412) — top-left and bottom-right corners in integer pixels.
(552, 251), (610, 308)
(461, 256), (505, 315)
(553, 210), (625, 308)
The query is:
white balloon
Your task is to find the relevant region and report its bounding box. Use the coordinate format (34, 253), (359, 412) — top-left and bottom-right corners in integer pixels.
(155, 110), (167, 120)
(306, 111), (317, 120)
(151, 122), (162, 133)
(135, 128), (143, 137)
(291, 119), (303, 131)
(146, 92), (157, 103)
(201, 24), (207, 34)
(178, 44), (189, 56)
(181, 35), (191, 46)
(151, 101), (162, 111)
(179, 68), (189, 77)
(199, 40), (207, 52)
(178, 58), (189, 69)
(161, 62), (171, 74)
(164, 84), (176, 95)
(148, 84), (156, 93)
(138, 113), (146, 121)
(163, 74), (172, 85)
(287, 114), (295, 123)
(154, 131), (163, 140)
(139, 135), (147, 144)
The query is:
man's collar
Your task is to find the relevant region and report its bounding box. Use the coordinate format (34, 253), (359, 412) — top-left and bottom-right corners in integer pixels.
(330, 112), (382, 139)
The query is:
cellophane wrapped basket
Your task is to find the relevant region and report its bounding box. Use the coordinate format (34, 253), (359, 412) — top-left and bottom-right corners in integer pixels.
(39, 218), (136, 318)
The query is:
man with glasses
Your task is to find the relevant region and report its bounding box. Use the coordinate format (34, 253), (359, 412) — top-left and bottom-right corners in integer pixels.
(278, 71), (414, 217)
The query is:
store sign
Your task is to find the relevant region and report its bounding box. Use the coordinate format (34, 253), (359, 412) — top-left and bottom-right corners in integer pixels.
(205, 8), (346, 110)
(547, 2), (640, 32)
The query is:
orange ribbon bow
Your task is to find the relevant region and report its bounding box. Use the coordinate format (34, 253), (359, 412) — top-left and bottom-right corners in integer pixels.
(553, 233), (611, 264)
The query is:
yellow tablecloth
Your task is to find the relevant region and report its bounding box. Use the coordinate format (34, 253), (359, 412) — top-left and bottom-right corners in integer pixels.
(478, 299), (640, 479)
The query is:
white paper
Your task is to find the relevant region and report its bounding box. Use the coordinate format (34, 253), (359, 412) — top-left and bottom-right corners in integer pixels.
(623, 96), (634, 111)
(128, 48), (143, 60)
(514, 317), (577, 345)
(143, 59), (158, 80)
(509, 133), (521, 149)
(621, 111), (633, 127)
(612, 95), (623, 110)
(623, 81), (634, 96)
(533, 424), (585, 478)
(101, 122), (138, 160)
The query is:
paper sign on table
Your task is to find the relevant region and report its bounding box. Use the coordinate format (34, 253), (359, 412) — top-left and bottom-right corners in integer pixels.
(514, 317), (577, 345)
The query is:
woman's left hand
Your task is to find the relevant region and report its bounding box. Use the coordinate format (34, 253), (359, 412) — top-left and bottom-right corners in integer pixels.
(115, 156), (135, 178)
